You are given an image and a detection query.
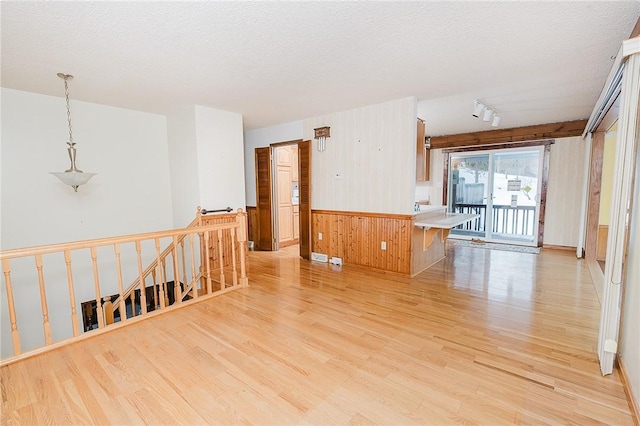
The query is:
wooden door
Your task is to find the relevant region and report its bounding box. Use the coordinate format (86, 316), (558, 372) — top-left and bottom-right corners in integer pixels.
(255, 147), (274, 251)
(291, 145), (300, 240)
(298, 140), (311, 260)
(276, 146), (294, 244)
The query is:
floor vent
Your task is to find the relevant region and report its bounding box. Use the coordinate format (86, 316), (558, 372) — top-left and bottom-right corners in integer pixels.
(311, 252), (329, 262)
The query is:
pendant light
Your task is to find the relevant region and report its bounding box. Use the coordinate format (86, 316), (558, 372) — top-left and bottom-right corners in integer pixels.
(50, 73), (96, 192)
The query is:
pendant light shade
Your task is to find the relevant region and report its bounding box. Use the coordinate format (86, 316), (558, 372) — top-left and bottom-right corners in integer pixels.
(50, 73), (96, 192)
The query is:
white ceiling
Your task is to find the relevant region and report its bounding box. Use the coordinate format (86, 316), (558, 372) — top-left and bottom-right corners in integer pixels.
(1, 1), (638, 136)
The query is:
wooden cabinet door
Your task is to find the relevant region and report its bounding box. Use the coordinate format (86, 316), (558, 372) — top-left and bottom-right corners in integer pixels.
(416, 118), (429, 181)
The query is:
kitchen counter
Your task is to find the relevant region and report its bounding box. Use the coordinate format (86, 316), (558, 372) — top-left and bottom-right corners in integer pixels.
(415, 212), (479, 229)
(410, 207), (479, 276)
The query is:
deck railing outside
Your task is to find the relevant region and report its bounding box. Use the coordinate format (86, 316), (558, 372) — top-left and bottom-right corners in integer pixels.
(0, 209), (248, 365)
(451, 203), (536, 238)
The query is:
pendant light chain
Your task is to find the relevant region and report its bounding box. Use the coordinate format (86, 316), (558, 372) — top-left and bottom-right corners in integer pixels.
(63, 76), (74, 145)
(50, 72), (96, 192)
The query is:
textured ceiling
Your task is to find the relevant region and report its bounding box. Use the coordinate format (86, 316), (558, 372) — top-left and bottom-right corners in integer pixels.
(1, 1), (638, 135)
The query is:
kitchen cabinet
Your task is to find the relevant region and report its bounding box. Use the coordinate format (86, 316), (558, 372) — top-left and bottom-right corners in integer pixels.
(416, 118), (430, 181)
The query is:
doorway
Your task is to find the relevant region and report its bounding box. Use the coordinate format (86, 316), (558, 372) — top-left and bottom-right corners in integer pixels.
(255, 140), (311, 259)
(274, 144), (299, 249)
(445, 143), (549, 247)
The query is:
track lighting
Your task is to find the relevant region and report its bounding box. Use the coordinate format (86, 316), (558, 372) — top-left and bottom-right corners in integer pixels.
(472, 99), (501, 128)
(472, 101), (484, 118)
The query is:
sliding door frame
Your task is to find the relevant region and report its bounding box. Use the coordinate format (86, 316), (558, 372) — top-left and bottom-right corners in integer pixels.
(443, 139), (553, 247)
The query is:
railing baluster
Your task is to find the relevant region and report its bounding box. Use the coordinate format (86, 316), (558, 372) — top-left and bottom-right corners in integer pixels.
(180, 240), (187, 295)
(2, 260), (21, 355)
(114, 244), (126, 322)
(130, 293), (136, 317)
(162, 259), (169, 307)
(63, 250), (80, 337)
(135, 241), (147, 316)
(151, 268), (158, 309)
(230, 227), (238, 286)
(34, 255), (52, 345)
(217, 229), (225, 289)
(204, 231), (213, 294)
(155, 238), (166, 309)
(502, 208), (508, 233)
(90, 247), (105, 329)
(103, 297), (114, 325)
(188, 233), (198, 299)
(172, 236), (182, 304)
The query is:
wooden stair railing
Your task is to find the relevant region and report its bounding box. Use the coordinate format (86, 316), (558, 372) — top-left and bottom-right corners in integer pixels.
(0, 208), (249, 366)
(106, 208), (247, 324)
(107, 212), (202, 323)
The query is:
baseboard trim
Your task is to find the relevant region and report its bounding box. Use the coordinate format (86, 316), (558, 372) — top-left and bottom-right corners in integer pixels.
(542, 244), (576, 251)
(618, 357), (640, 426)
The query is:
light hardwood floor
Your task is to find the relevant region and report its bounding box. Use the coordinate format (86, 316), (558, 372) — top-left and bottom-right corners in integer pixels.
(1, 244), (635, 425)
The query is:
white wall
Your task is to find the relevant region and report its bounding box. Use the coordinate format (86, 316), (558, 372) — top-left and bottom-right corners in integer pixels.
(544, 136), (588, 247)
(303, 97), (417, 214)
(1, 88), (173, 247)
(620, 137), (640, 412)
(194, 106), (246, 212)
(167, 105), (200, 227)
(244, 120), (303, 206)
(415, 148), (445, 206)
(1, 88), (174, 356)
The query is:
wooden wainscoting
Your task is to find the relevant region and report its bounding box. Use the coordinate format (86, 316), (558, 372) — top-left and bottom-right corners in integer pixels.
(311, 210), (413, 274)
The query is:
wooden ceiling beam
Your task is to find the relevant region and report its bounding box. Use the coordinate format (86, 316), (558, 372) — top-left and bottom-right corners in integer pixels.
(429, 119), (587, 150)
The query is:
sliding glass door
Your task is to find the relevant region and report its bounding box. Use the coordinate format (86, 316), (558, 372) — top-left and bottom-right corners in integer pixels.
(448, 146), (544, 246)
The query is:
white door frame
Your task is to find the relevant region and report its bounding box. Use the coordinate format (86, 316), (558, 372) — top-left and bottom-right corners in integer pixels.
(596, 37), (640, 375)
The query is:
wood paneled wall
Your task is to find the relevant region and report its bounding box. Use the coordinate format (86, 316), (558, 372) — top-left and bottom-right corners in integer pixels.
(245, 206), (258, 245)
(311, 210), (413, 274)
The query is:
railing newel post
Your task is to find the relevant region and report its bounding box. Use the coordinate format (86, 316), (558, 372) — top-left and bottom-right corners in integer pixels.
(236, 208), (249, 287)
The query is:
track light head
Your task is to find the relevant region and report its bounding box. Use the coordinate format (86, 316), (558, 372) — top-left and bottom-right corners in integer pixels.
(482, 108), (493, 121)
(491, 114), (501, 127)
(472, 101), (484, 118)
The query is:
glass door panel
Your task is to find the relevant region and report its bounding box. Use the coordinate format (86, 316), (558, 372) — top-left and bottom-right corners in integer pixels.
(489, 148), (541, 245)
(448, 154), (490, 238)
